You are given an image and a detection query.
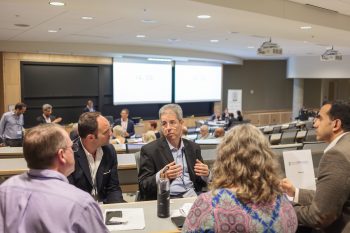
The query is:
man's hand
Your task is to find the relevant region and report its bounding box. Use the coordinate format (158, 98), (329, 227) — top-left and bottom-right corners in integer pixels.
(194, 159), (209, 177)
(163, 161), (182, 180)
(52, 117), (62, 123)
(124, 131), (130, 138)
(281, 178), (296, 197)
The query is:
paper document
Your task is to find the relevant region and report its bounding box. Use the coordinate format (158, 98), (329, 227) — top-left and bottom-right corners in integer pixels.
(283, 149), (316, 190)
(104, 208), (145, 231)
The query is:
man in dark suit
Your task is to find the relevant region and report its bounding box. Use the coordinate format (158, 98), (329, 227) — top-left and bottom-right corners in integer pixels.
(114, 108), (135, 138)
(68, 112), (124, 204)
(36, 104), (62, 124)
(282, 101), (350, 233)
(138, 104), (209, 201)
(82, 99), (96, 113)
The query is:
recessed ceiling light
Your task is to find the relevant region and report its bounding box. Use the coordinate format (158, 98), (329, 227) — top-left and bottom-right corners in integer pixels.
(141, 19), (157, 24)
(186, 25), (195, 28)
(14, 23), (30, 27)
(168, 38), (180, 42)
(300, 26), (312, 30)
(210, 39), (219, 43)
(136, 35), (146, 38)
(81, 16), (93, 20)
(247, 46), (255, 49)
(197, 15), (211, 19)
(48, 29), (58, 33)
(49, 1), (65, 6)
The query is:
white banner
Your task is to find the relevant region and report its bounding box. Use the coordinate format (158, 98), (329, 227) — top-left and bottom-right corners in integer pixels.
(227, 89), (242, 113)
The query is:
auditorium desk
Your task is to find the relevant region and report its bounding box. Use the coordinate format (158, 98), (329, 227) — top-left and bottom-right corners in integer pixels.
(100, 197), (196, 233)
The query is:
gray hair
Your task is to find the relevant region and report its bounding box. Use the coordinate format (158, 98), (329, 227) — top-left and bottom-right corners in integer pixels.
(159, 104), (183, 121)
(113, 125), (124, 137)
(42, 104), (52, 111)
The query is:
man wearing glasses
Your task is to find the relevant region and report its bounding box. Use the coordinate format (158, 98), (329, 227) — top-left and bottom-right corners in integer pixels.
(282, 101), (350, 232)
(68, 112), (124, 204)
(138, 104), (210, 200)
(0, 123), (108, 232)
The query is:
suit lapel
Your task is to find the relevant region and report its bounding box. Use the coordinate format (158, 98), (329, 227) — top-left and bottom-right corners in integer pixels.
(95, 147), (106, 193)
(183, 140), (196, 180)
(76, 141), (93, 186)
(160, 137), (175, 164)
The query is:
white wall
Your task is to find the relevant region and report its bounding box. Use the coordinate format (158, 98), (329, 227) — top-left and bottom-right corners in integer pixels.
(287, 56), (350, 79)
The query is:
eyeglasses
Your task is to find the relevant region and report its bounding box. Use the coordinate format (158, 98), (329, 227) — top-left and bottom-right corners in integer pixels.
(161, 120), (179, 128)
(64, 142), (79, 152)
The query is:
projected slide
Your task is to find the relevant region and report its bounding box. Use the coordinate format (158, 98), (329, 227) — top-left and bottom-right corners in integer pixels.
(113, 61), (172, 105)
(175, 64), (222, 103)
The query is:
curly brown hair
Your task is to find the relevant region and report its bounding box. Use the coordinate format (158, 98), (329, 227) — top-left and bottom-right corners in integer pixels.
(211, 124), (282, 204)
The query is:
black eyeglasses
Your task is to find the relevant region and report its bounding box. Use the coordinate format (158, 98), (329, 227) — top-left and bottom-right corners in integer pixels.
(64, 142), (79, 152)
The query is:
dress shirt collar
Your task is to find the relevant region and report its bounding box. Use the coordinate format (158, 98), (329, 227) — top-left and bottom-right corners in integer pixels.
(80, 138), (103, 158)
(27, 169), (68, 183)
(166, 138), (184, 152)
(324, 132), (349, 153)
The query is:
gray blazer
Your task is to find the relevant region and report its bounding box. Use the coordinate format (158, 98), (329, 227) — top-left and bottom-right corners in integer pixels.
(295, 133), (350, 232)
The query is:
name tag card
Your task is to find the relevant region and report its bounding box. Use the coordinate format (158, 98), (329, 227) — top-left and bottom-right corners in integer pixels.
(283, 149), (316, 190)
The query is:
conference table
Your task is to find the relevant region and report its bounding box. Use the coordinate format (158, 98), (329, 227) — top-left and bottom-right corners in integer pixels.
(100, 196), (196, 233)
(0, 153), (137, 177)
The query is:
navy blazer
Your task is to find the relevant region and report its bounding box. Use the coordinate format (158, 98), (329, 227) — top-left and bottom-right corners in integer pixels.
(68, 141), (124, 204)
(138, 137), (207, 201)
(114, 118), (135, 138)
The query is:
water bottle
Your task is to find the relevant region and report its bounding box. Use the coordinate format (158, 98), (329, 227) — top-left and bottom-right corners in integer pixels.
(157, 177), (170, 218)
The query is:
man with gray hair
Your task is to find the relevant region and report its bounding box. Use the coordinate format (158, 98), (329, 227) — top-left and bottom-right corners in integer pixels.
(0, 124), (108, 232)
(138, 104), (209, 200)
(36, 103), (62, 124)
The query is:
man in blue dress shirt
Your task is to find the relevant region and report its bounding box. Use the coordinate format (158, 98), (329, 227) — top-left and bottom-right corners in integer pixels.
(0, 102), (26, 147)
(0, 123), (108, 233)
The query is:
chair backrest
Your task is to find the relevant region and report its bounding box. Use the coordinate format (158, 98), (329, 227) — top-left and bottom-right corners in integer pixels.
(272, 126), (282, 134)
(269, 133), (282, 145)
(280, 129), (298, 144)
(305, 129), (317, 142)
(295, 130), (307, 143)
(134, 151), (141, 173)
(104, 115), (114, 126)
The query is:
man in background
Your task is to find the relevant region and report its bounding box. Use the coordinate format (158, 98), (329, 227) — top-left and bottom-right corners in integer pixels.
(282, 101), (350, 232)
(139, 104), (209, 200)
(114, 108), (135, 138)
(36, 104), (62, 124)
(214, 127), (225, 138)
(198, 125), (213, 140)
(83, 99), (96, 113)
(69, 112), (124, 203)
(0, 123), (108, 232)
(0, 102), (27, 147)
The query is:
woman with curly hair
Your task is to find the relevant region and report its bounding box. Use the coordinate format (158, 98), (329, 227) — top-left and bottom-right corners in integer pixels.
(182, 124), (297, 233)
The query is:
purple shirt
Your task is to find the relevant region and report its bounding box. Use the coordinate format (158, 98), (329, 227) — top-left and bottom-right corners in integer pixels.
(0, 169), (108, 233)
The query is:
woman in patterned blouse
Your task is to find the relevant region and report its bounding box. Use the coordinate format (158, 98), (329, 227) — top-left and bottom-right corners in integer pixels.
(182, 124), (297, 233)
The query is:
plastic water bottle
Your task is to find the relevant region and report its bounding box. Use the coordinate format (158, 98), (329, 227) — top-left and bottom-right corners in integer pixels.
(157, 177), (170, 218)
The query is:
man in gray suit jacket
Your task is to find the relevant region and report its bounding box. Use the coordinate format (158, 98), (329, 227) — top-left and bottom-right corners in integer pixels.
(282, 101), (350, 233)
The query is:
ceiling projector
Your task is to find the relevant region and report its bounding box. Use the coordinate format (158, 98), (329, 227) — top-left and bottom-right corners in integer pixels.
(320, 47), (342, 61)
(257, 39), (282, 55)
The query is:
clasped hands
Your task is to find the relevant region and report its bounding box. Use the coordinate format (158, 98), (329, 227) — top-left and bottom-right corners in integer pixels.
(162, 159), (209, 180)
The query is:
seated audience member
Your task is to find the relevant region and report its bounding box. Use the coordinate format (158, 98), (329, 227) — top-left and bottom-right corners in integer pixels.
(282, 101), (350, 232)
(181, 126), (192, 141)
(138, 104), (209, 200)
(182, 124), (297, 232)
(198, 125), (213, 140)
(214, 127), (225, 138)
(114, 108), (135, 138)
(209, 110), (222, 121)
(236, 110), (243, 121)
(83, 99), (96, 113)
(149, 120), (161, 138)
(221, 107), (230, 120)
(110, 125), (126, 144)
(0, 124), (108, 232)
(68, 112), (124, 204)
(142, 130), (157, 143)
(69, 123), (79, 141)
(0, 102), (27, 147)
(36, 104), (62, 124)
